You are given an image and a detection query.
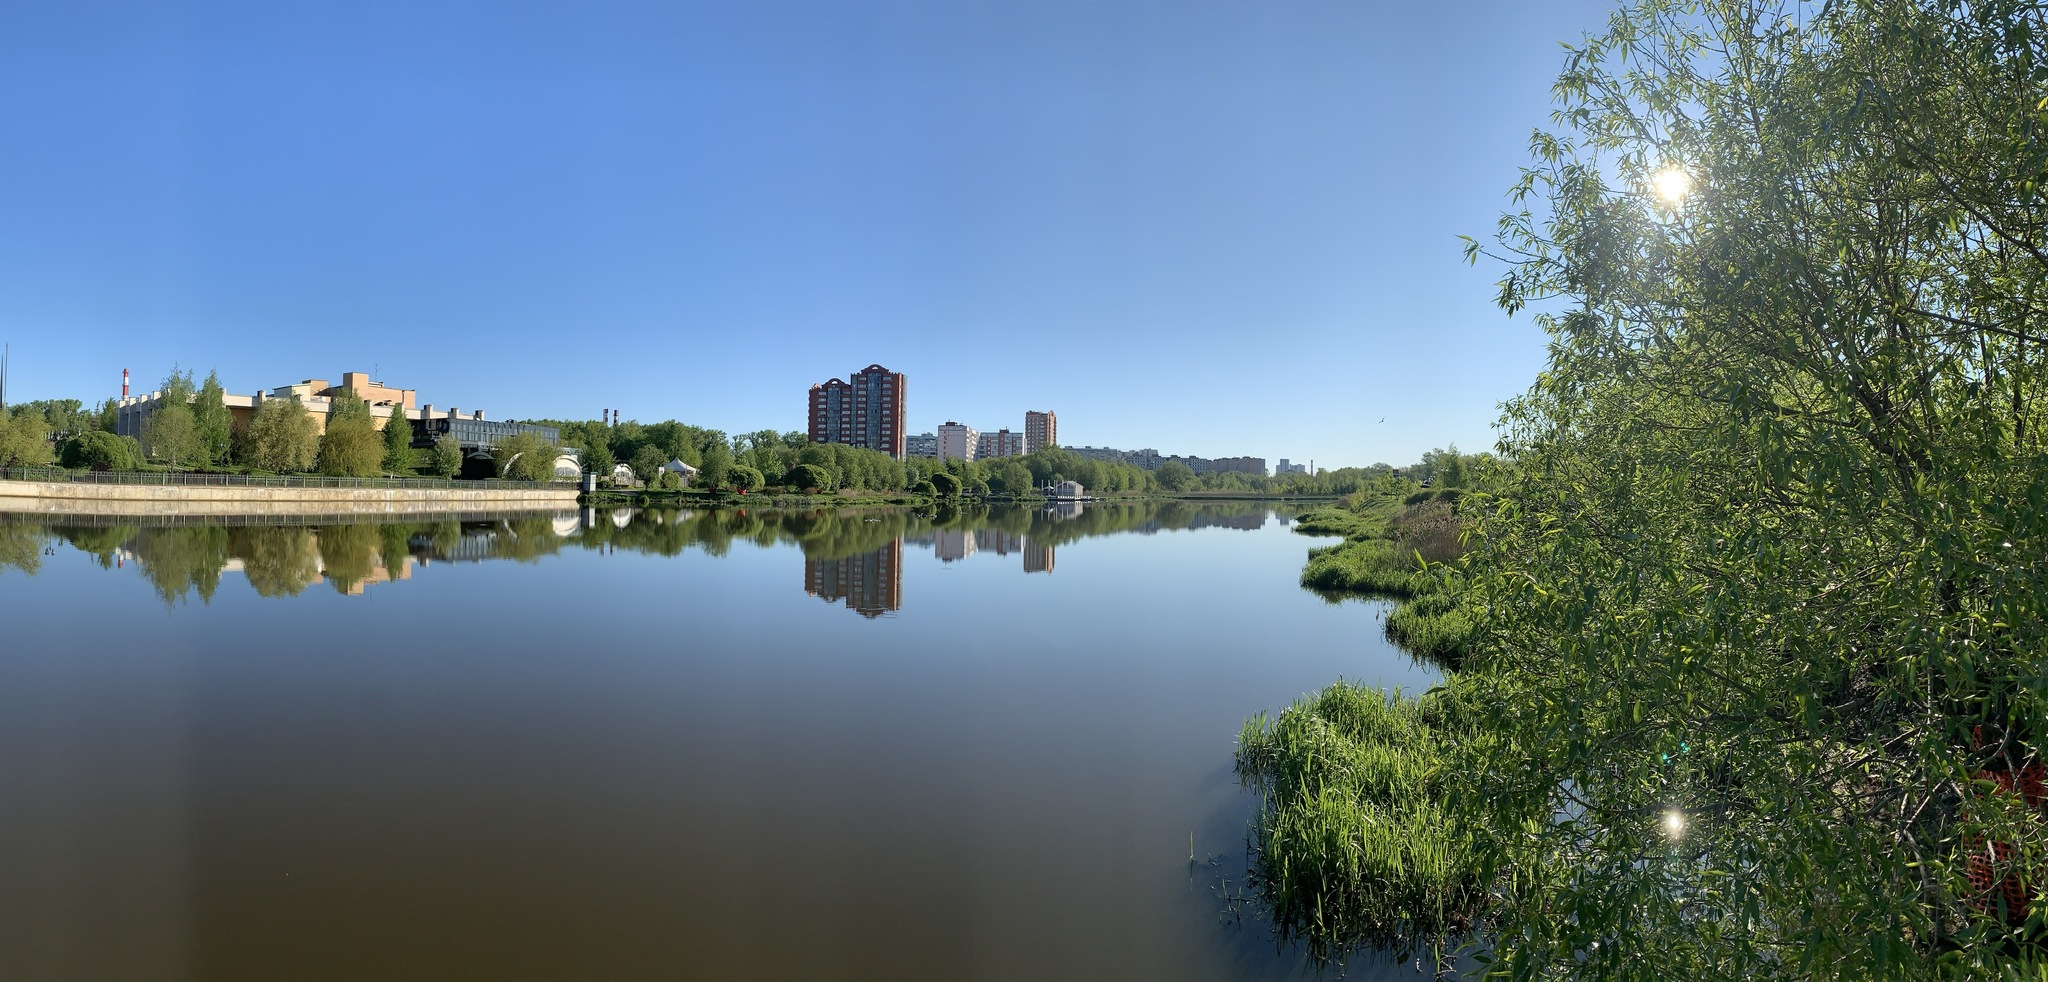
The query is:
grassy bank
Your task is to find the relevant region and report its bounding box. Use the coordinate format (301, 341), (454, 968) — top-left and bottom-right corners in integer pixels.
(1292, 489), (1475, 667)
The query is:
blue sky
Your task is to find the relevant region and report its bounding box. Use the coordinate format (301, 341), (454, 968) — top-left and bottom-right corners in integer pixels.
(0, 0), (1614, 467)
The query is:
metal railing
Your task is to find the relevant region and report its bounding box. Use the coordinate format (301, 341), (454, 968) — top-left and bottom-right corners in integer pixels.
(0, 466), (567, 491)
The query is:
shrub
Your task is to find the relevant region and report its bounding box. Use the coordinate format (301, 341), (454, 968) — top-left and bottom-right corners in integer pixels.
(59, 430), (142, 471)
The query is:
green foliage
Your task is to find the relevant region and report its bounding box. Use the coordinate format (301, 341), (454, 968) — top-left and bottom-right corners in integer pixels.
(0, 406), (54, 466)
(580, 439), (616, 479)
(730, 464), (764, 492)
(657, 470), (682, 491)
(428, 434), (463, 477)
(317, 398), (384, 478)
(1236, 684), (1485, 961)
(784, 463), (832, 491)
(1251, 1), (2048, 977)
(628, 446), (666, 486)
(382, 410), (415, 473)
(698, 439), (733, 489)
(493, 431), (559, 482)
(194, 371), (233, 465)
(1154, 459), (1196, 492)
(928, 471), (961, 497)
(141, 403), (202, 469)
(59, 430), (143, 471)
(239, 398), (320, 473)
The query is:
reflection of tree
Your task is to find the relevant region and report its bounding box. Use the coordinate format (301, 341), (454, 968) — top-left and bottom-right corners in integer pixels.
(316, 523), (382, 594)
(230, 527), (323, 598)
(130, 526), (230, 607)
(0, 523), (47, 578)
(58, 525), (136, 569)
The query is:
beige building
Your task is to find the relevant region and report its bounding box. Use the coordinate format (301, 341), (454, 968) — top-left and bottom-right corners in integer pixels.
(118, 371), (475, 440)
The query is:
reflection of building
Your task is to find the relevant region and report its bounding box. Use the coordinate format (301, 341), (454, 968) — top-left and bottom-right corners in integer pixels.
(804, 539), (903, 617)
(1023, 541), (1054, 574)
(808, 364), (907, 458)
(1025, 410), (1057, 454)
(934, 529), (975, 562)
(976, 429), (1024, 459)
(974, 529), (1022, 555)
(937, 422), (978, 462)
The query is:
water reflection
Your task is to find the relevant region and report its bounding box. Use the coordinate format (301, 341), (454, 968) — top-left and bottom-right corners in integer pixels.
(2, 501), (1282, 616)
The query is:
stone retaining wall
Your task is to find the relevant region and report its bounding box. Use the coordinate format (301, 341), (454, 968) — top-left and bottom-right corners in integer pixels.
(0, 480), (578, 517)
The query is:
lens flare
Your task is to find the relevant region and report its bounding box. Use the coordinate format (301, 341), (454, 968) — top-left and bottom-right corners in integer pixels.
(1664, 809), (1686, 838)
(1652, 166), (1693, 206)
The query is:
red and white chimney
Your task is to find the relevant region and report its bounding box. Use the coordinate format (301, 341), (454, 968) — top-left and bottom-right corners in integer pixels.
(122, 368), (130, 399)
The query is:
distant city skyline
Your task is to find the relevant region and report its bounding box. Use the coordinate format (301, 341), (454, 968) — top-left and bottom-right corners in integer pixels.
(0, 0), (1616, 467)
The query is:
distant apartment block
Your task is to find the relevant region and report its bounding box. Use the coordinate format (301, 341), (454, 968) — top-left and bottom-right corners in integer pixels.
(1062, 444), (1262, 475)
(807, 363), (906, 458)
(976, 428), (1025, 459)
(1024, 410), (1057, 454)
(905, 432), (938, 458)
(937, 421), (978, 462)
(1276, 459), (1308, 475)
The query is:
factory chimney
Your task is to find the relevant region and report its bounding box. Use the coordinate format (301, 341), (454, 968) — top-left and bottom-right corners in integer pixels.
(123, 368), (130, 399)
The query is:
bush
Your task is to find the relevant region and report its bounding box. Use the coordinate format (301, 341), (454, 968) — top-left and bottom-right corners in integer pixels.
(785, 463), (832, 491)
(928, 472), (961, 497)
(59, 430), (143, 471)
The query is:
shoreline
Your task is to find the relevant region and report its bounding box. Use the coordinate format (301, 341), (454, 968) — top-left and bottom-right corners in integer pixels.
(0, 479), (577, 517)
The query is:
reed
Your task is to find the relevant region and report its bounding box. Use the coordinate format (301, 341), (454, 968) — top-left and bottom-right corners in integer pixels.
(1235, 682), (1487, 963)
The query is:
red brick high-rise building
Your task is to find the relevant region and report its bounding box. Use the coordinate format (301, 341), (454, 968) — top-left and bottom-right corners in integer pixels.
(808, 364), (906, 458)
(1024, 410), (1057, 454)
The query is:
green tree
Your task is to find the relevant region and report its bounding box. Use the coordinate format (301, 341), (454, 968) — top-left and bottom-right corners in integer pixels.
(317, 392), (384, 478)
(580, 439), (616, 480)
(193, 371), (233, 465)
(493, 430), (559, 482)
(239, 398), (320, 473)
(93, 398), (118, 432)
(1154, 459), (1196, 492)
(142, 403), (201, 469)
(382, 410), (416, 473)
(0, 407), (54, 467)
(629, 446), (666, 486)
(730, 464), (764, 492)
(785, 463), (832, 491)
(428, 433), (464, 477)
(698, 439), (733, 489)
(1356, 1), (2048, 977)
(928, 471), (961, 497)
(59, 430), (143, 471)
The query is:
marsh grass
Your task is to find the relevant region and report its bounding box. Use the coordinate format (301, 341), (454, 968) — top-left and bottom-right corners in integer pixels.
(1294, 494), (1478, 668)
(1235, 683), (1485, 963)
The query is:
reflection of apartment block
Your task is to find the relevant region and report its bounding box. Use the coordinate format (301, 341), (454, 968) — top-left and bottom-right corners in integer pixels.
(1023, 541), (1055, 573)
(937, 422), (978, 462)
(808, 364), (907, 458)
(976, 429), (1025, 459)
(974, 529), (1023, 555)
(1025, 410), (1057, 453)
(804, 539), (904, 618)
(933, 528), (976, 562)
(905, 432), (938, 458)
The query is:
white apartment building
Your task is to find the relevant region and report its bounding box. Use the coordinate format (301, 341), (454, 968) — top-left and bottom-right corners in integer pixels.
(937, 421), (978, 462)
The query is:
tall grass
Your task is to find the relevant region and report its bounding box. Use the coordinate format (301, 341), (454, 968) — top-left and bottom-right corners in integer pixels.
(1235, 683), (1486, 962)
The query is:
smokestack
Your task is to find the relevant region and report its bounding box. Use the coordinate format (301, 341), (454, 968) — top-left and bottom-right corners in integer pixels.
(123, 368), (130, 399)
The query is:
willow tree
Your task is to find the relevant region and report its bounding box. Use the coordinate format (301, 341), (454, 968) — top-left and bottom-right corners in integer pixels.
(1449, 0), (2048, 976)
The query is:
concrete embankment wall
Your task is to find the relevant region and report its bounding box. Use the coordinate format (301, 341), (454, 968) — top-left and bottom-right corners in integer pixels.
(0, 480), (578, 517)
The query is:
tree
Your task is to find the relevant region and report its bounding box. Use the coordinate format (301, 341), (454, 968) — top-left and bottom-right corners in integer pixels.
(193, 371), (233, 466)
(317, 392), (384, 478)
(928, 471), (961, 497)
(59, 430), (142, 471)
(0, 407), (54, 467)
(730, 464), (763, 492)
(784, 463), (831, 491)
(494, 430), (559, 482)
(580, 439), (616, 480)
(94, 398), (118, 432)
(1391, 0), (2048, 976)
(239, 398), (320, 473)
(698, 439), (733, 490)
(382, 410), (416, 473)
(629, 446), (666, 486)
(142, 403), (202, 469)
(428, 434), (463, 477)
(1155, 459), (1196, 492)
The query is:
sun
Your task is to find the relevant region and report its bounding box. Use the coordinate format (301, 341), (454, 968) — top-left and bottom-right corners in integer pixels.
(1651, 166), (1694, 206)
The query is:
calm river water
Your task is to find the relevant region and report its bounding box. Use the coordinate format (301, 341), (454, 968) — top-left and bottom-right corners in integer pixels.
(0, 501), (1436, 981)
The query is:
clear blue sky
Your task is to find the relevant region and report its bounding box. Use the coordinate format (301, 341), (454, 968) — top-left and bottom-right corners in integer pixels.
(0, 0), (1614, 467)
